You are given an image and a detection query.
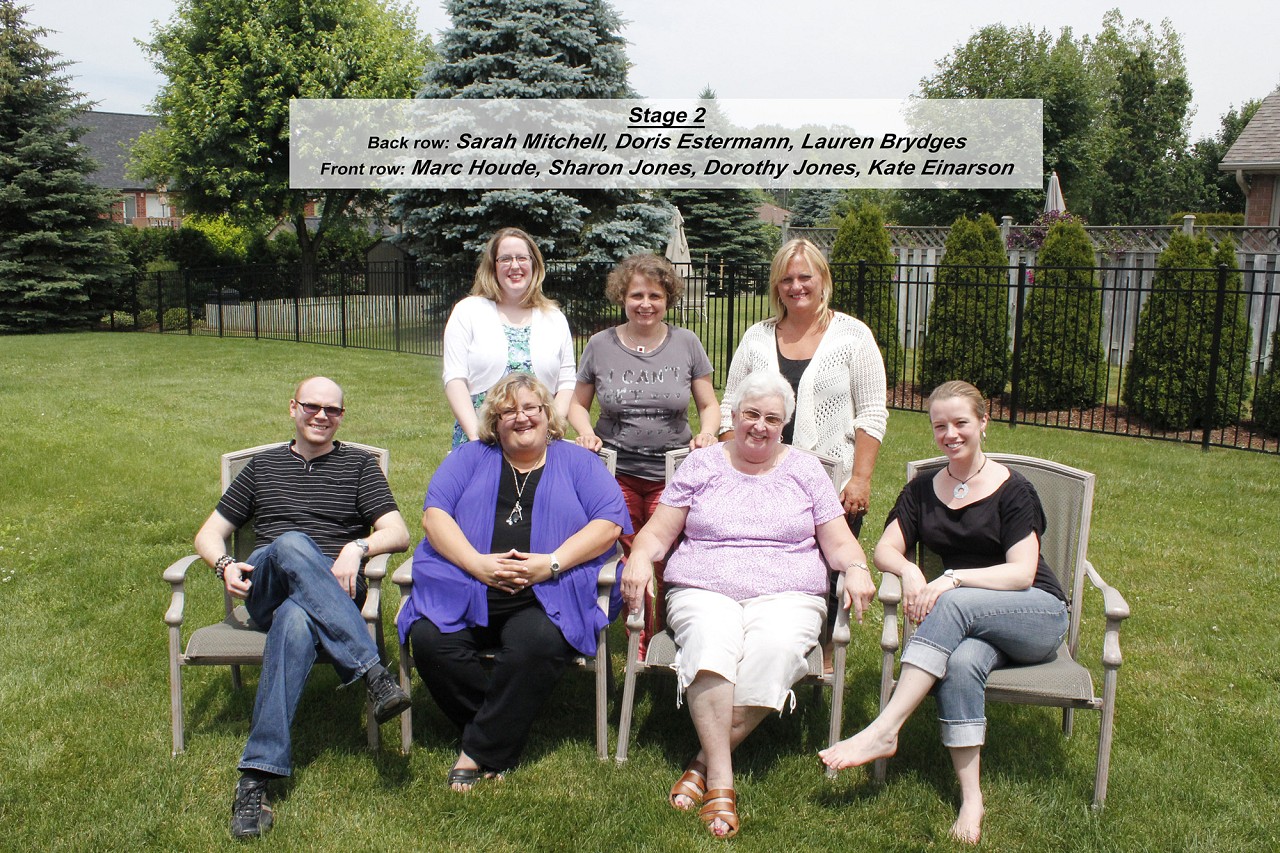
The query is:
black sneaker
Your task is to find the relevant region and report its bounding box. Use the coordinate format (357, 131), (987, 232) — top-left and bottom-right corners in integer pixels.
(367, 669), (411, 724)
(230, 775), (273, 839)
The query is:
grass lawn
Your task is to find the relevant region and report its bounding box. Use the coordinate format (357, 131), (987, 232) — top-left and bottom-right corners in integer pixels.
(1, 332), (1277, 852)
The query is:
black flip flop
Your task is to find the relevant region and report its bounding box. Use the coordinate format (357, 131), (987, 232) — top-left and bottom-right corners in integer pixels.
(446, 766), (482, 791)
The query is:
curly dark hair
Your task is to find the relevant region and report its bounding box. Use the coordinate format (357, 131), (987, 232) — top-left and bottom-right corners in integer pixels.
(603, 254), (685, 306)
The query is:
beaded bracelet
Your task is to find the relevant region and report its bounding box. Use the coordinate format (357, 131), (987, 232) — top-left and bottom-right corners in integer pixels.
(214, 554), (234, 580)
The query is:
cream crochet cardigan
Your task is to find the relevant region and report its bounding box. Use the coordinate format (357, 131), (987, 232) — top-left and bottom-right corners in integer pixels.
(720, 312), (888, 489)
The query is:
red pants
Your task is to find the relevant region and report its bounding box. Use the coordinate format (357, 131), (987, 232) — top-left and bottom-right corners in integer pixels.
(616, 473), (667, 659)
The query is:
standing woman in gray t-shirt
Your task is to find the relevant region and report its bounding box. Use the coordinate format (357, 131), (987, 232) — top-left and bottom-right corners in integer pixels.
(568, 254), (720, 657)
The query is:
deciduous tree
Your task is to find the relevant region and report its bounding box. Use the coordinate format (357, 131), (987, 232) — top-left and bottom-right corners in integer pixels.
(135, 0), (432, 274)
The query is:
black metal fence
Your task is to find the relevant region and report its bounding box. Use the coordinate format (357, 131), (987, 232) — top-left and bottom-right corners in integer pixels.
(95, 257), (1280, 453)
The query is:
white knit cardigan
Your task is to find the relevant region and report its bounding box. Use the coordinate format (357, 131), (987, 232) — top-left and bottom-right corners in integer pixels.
(719, 312), (888, 489)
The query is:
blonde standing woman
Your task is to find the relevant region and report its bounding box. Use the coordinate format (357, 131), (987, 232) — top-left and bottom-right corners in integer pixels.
(443, 227), (575, 449)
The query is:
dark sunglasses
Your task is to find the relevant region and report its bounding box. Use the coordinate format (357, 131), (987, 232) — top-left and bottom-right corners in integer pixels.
(294, 400), (345, 418)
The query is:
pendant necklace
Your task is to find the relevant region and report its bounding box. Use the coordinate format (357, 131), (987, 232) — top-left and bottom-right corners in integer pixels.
(619, 323), (665, 354)
(506, 454), (544, 525)
(948, 454), (987, 500)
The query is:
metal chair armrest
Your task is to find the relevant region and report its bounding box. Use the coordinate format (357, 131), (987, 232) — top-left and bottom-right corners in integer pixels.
(391, 554), (414, 593)
(831, 571), (851, 647)
(360, 553), (391, 623)
(163, 554), (203, 627)
(877, 572), (902, 654)
(1084, 561), (1129, 669)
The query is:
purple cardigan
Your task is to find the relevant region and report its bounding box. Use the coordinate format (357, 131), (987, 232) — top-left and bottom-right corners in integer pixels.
(396, 440), (631, 656)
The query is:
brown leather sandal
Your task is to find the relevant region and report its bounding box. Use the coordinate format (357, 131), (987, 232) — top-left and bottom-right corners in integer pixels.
(668, 761), (707, 811)
(699, 788), (740, 839)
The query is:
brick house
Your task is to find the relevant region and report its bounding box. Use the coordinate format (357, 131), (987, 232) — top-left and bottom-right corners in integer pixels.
(1220, 91), (1280, 227)
(78, 111), (181, 228)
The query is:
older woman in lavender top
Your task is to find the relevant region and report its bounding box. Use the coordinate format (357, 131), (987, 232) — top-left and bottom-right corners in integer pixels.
(622, 371), (876, 840)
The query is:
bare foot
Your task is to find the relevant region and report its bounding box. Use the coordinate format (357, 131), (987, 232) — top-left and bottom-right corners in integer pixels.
(819, 724), (898, 770)
(948, 801), (984, 845)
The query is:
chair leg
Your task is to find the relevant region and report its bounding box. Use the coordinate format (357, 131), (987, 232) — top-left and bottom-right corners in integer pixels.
(168, 629), (185, 756)
(1093, 670), (1120, 810)
(595, 627), (609, 761)
(365, 617), (382, 751)
(398, 641), (414, 755)
(1063, 707), (1075, 737)
(826, 643), (847, 780)
(230, 663), (242, 691)
(615, 626), (644, 765)
(872, 649), (897, 784)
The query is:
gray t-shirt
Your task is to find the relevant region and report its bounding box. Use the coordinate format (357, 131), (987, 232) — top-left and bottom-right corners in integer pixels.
(576, 326), (714, 480)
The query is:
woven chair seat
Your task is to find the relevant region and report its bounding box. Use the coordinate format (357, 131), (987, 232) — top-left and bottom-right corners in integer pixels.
(183, 606), (267, 665)
(987, 643), (1099, 708)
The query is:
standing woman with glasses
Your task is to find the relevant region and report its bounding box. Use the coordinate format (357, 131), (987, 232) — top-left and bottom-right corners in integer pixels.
(442, 227), (575, 449)
(398, 374), (630, 790)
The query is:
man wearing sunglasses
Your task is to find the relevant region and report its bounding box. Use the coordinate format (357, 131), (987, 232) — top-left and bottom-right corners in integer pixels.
(194, 376), (411, 839)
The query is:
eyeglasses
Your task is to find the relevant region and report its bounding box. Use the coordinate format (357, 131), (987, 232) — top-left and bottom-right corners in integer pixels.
(739, 408), (784, 428)
(498, 403), (544, 422)
(496, 254), (532, 267)
(294, 400), (345, 418)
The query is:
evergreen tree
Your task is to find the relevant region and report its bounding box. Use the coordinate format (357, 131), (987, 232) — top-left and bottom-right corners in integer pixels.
(1122, 233), (1251, 429)
(917, 214), (1010, 396)
(786, 189), (844, 227)
(828, 204), (903, 381)
(391, 0), (671, 265)
(1018, 219), (1106, 409)
(0, 1), (122, 332)
(1251, 328), (1280, 435)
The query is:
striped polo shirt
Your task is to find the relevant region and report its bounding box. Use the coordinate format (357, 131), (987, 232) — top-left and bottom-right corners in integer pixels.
(216, 441), (399, 559)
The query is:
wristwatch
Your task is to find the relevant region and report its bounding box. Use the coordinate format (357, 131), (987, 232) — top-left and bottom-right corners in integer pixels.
(354, 538), (370, 559)
(943, 569), (961, 588)
(549, 552), (562, 579)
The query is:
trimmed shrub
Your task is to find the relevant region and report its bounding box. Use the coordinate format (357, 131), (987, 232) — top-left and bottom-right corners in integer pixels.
(1122, 234), (1251, 429)
(918, 214), (1010, 397)
(829, 205), (904, 380)
(1250, 329), (1280, 435)
(1166, 212), (1245, 227)
(160, 307), (203, 331)
(1019, 220), (1106, 409)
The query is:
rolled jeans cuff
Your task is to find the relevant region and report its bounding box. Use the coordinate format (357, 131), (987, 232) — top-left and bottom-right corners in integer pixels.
(900, 635), (951, 680)
(939, 717), (986, 748)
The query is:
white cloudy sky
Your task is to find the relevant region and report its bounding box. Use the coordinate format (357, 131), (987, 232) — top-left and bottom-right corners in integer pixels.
(28, 0), (1280, 141)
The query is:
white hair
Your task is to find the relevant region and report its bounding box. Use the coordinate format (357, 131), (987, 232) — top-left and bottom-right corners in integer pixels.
(731, 371), (795, 423)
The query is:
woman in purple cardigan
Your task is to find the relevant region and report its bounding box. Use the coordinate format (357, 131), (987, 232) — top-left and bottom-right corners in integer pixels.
(397, 374), (630, 791)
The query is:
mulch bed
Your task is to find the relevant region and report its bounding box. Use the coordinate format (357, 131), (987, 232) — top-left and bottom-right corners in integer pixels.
(887, 384), (1280, 454)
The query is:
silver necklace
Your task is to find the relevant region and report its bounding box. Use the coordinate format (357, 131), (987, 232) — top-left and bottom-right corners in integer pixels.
(619, 323), (665, 353)
(947, 455), (987, 499)
(505, 455), (543, 525)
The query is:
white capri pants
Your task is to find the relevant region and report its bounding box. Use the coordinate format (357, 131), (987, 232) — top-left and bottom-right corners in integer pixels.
(665, 587), (826, 712)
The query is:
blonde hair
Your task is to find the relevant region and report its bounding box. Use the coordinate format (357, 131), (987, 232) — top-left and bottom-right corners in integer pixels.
(604, 254), (685, 305)
(476, 373), (568, 444)
(470, 227), (558, 310)
(768, 238), (833, 328)
(925, 380), (987, 421)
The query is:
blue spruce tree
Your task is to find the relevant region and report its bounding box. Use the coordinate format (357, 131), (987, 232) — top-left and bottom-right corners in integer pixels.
(391, 0), (672, 265)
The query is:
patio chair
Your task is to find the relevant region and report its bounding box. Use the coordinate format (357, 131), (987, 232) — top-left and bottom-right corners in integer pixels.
(614, 446), (853, 778)
(164, 442), (395, 756)
(873, 453), (1130, 809)
(391, 448), (623, 759)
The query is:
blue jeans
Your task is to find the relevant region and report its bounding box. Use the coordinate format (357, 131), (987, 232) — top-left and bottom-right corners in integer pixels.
(903, 587), (1068, 748)
(238, 532), (379, 777)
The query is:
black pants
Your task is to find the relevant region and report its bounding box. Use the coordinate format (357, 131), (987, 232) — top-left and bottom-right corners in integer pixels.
(408, 601), (574, 771)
